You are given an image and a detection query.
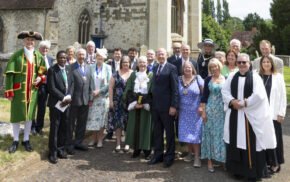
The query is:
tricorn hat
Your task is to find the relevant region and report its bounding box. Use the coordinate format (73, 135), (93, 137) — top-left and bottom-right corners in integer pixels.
(197, 38), (218, 49)
(17, 31), (43, 41)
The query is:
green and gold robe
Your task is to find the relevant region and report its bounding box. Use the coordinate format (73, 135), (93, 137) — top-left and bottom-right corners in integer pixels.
(4, 49), (46, 123)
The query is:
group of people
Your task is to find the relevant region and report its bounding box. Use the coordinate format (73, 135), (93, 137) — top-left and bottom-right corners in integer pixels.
(4, 30), (287, 182)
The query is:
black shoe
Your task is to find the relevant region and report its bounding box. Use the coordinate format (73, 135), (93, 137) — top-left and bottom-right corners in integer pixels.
(48, 155), (58, 164)
(163, 160), (174, 168)
(75, 144), (88, 151)
(37, 130), (44, 136)
(57, 150), (68, 159)
(8, 141), (19, 153)
(66, 148), (75, 155)
(148, 157), (163, 165)
(132, 150), (141, 158)
(22, 141), (33, 152)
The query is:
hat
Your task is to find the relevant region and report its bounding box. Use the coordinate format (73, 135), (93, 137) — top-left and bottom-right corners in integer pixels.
(197, 38), (217, 49)
(96, 48), (108, 59)
(17, 31), (43, 40)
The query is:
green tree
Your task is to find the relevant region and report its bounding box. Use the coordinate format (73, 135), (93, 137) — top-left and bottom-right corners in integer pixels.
(216, 0), (222, 24)
(243, 13), (265, 31)
(202, 0), (211, 16)
(210, 0), (215, 19)
(202, 13), (230, 51)
(223, 17), (245, 33)
(222, 0), (230, 22)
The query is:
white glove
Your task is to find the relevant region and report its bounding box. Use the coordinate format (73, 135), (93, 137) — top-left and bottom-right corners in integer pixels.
(127, 101), (137, 111)
(143, 104), (150, 111)
(34, 76), (41, 85)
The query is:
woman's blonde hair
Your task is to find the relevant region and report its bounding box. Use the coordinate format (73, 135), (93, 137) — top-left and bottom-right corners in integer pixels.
(208, 58), (223, 75)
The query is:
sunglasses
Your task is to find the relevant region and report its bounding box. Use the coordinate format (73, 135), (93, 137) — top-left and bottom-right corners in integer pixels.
(237, 61), (247, 65)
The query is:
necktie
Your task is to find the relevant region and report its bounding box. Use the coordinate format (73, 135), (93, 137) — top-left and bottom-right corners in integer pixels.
(157, 64), (163, 76)
(61, 69), (68, 86)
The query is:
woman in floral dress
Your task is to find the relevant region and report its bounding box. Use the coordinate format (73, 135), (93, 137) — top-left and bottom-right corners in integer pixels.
(108, 56), (133, 152)
(200, 58), (226, 173)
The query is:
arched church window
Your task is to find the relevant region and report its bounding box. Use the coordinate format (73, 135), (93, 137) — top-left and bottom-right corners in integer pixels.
(78, 9), (91, 44)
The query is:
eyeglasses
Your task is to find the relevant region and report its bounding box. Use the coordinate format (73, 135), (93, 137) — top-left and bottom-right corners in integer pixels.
(237, 61), (247, 65)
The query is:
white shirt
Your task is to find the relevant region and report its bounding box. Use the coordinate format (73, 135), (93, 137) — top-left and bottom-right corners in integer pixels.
(44, 55), (50, 69)
(134, 71), (150, 94)
(24, 47), (34, 63)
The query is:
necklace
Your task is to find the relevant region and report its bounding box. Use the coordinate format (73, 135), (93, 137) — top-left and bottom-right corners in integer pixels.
(181, 76), (195, 95)
(263, 75), (271, 86)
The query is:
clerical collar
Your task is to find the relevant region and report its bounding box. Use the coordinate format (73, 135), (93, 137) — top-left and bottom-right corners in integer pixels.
(238, 71), (250, 77)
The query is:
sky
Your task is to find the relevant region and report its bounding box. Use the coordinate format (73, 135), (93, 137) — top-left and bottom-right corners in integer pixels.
(226, 0), (272, 20)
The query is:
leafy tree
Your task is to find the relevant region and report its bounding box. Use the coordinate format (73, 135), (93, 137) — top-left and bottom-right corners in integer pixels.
(270, 0), (290, 30)
(216, 0), (222, 24)
(202, 13), (230, 51)
(243, 13), (265, 31)
(202, 0), (211, 16)
(222, 0), (230, 22)
(223, 17), (245, 33)
(210, 0), (215, 19)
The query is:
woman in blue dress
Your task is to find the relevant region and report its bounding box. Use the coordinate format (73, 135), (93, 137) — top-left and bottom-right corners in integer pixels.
(200, 58), (226, 173)
(178, 61), (204, 168)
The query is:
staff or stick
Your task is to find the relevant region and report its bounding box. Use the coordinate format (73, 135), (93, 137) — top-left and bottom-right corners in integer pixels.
(245, 116), (252, 169)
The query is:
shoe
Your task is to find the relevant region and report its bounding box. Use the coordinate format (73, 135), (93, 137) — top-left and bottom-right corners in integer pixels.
(74, 144), (88, 151)
(88, 140), (96, 147)
(8, 141), (19, 153)
(163, 160), (174, 168)
(269, 165), (281, 173)
(144, 150), (151, 160)
(193, 158), (201, 168)
(48, 155), (58, 164)
(37, 130), (44, 136)
(22, 141), (33, 152)
(132, 150), (141, 158)
(123, 145), (130, 153)
(183, 153), (194, 162)
(66, 148), (75, 155)
(105, 132), (113, 140)
(208, 167), (215, 173)
(96, 142), (103, 148)
(148, 157), (163, 165)
(57, 150), (68, 159)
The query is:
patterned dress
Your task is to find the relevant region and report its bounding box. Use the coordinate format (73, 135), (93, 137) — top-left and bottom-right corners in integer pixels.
(108, 71), (128, 130)
(86, 64), (111, 131)
(178, 76), (204, 144)
(201, 80), (226, 162)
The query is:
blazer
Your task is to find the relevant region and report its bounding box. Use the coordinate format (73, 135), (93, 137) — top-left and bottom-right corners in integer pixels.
(46, 55), (54, 67)
(151, 62), (178, 112)
(90, 63), (112, 97)
(130, 59), (138, 71)
(269, 73), (287, 119)
(47, 64), (70, 107)
(253, 54), (284, 74)
(106, 59), (119, 73)
(168, 57), (199, 76)
(69, 61), (93, 106)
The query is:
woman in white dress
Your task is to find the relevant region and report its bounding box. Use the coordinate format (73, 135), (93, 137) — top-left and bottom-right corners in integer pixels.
(86, 48), (112, 148)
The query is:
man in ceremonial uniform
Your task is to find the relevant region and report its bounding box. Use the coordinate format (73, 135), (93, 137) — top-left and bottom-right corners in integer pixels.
(4, 31), (46, 153)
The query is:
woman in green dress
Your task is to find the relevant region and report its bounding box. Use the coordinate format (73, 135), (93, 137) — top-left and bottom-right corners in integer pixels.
(221, 49), (238, 78)
(123, 56), (153, 159)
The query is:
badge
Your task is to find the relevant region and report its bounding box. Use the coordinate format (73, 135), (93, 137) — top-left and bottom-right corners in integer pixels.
(183, 89), (188, 95)
(202, 61), (205, 67)
(83, 76), (87, 82)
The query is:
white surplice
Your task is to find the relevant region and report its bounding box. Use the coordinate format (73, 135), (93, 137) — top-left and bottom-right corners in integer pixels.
(221, 72), (276, 151)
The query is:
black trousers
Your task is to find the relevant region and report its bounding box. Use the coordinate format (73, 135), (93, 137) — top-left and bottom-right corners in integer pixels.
(48, 107), (68, 156)
(152, 110), (175, 162)
(67, 105), (89, 148)
(32, 84), (48, 132)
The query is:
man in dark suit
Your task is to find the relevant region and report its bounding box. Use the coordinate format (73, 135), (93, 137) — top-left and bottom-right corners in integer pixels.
(148, 48), (178, 168)
(167, 42), (182, 64)
(146, 49), (158, 73)
(67, 48), (93, 153)
(31, 40), (54, 135)
(47, 50), (71, 164)
(127, 47), (138, 70)
(106, 48), (122, 74)
(168, 44), (199, 76)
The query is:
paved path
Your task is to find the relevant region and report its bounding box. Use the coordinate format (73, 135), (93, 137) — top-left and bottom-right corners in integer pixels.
(3, 109), (290, 182)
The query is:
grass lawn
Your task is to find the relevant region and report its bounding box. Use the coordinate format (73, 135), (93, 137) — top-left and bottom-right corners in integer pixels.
(0, 98), (10, 122)
(284, 67), (290, 104)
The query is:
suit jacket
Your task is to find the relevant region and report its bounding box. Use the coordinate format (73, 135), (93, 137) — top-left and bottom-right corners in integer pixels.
(168, 57), (199, 76)
(47, 64), (70, 107)
(151, 62), (178, 112)
(130, 59), (138, 71)
(69, 62), (93, 106)
(106, 59), (119, 73)
(253, 54), (284, 74)
(90, 63), (112, 97)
